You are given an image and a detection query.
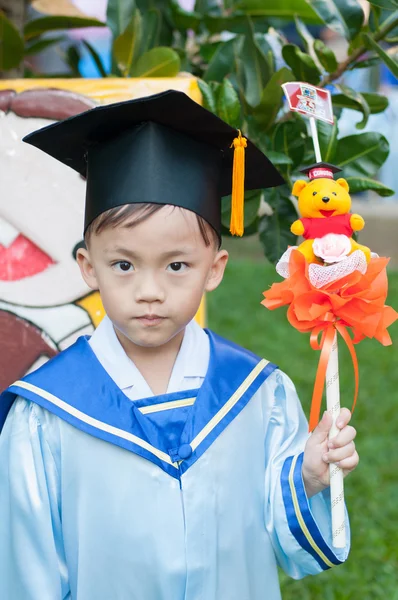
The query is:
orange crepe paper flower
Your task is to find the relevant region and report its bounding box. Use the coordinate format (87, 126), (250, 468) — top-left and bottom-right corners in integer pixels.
(262, 250), (397, 345)
(262, 250), (398, 430)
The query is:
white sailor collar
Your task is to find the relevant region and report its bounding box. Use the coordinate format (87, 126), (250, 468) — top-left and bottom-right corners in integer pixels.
(5, 329), (276, 478)
(89, 315), (209, 393)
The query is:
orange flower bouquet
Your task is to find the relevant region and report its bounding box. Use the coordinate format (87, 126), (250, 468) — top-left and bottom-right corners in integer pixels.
(262, 249), (397, 431)
(267, 80), (398, 549)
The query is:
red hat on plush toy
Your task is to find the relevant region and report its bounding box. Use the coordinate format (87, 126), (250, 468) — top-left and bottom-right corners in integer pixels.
(300, 162), (342, 181)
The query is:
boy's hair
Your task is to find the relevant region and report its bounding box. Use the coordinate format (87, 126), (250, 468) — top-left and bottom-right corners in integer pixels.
(84, 203), (221, 249)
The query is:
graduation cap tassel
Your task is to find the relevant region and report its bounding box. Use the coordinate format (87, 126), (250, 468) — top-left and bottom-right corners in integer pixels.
(229, 130), (247, 236)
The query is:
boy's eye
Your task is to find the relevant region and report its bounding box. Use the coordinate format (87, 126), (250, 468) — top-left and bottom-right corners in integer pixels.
(312, 191), (317, 196)
(167, 262), (187, 272)
(113, 261), (134, 272)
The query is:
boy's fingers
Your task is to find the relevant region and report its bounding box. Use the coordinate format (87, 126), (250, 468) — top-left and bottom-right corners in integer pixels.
(311, 411), (332, 443)
(324, 441), (356, 463)
(339, 451), (359, 472)
(328, 425), (357, 449)
(336, 407), (352, 429)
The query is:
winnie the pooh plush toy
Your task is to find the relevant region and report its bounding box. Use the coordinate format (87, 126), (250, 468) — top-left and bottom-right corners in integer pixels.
(290, 162), (371, 265)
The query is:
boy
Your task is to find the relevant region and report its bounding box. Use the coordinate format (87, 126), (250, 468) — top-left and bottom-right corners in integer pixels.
(0, 91), (358, 600)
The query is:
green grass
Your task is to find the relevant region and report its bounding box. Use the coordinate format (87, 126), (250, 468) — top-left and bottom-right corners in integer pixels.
(207, 259), (398, 600)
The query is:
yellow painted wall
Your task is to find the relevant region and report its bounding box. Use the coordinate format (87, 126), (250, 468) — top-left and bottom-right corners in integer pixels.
(0, 76), (202, 105)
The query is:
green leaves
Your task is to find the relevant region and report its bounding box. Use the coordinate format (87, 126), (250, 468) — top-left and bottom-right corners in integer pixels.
(215, 80), (241, 128)
(263, 151), (293, 166)
(332, 90), (389, 114)
(130, 47), (180, 77)
(25, 36), (65, 56)
(0, 11), (24, 70)
(82, 40), (107, 77)
(367, 0), (398, 9)
(294, 17), (323, 70)
(336, 132), (389, 177)
(310, 0), (365, 40)
(272, 118), (307, 171)
(203, 13), (250, 35)
(294, 17), (340, 73)
(238, 0), (321, 22)
(332, 85), (391, 129)
(349, 56), (381, 69)
(252, 67), (293, 131)
(236, 19), (272, 107)
(203, 39), (235, 82)
(113, 11), (142, 76)
(5, 0), (394, 267)
(221, 190), (262, 235)
(198, 79), (241, 127)
(109, 3), (178, 78)
(259, 187), (298, 264)
(107, 0), (136, 38)
(197, 80), (217, 113)
(195, 0), (220, 15)
(314, 39), (338, 72)
(317, 120), (338, 162)
(24, 16), (105, 40)
(139, 9), (161, 55)
(345, 177), (394, 196)
(171, 4), (201, 32)
(364, 33), (398, 78)
(282, 44), (321, 84)
(65, 44), (81, 76)
(335, 83), (370, 129)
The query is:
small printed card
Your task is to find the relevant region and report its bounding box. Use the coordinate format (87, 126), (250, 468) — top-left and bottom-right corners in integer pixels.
(282, 82), (334, 124)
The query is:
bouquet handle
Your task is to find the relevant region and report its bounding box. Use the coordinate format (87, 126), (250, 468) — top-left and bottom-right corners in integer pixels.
(326, 331), (346, 548)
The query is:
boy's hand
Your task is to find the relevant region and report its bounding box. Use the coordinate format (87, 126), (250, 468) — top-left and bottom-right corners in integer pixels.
(302, 408), (359, 498)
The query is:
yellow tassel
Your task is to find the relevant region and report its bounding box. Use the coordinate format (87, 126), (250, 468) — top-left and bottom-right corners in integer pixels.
(230, 129), (247, 236)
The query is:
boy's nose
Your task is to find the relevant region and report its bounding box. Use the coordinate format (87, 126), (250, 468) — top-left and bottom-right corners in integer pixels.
(135, 274), (165, 303)
(322, 196), (330, 203)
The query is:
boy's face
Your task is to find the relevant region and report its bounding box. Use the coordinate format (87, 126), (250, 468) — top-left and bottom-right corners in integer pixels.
(77, 205), (228, 350)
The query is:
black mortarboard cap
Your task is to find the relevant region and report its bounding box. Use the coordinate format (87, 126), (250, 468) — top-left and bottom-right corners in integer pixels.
(300, 162), (342, 181)
(23, 90), (284, 236)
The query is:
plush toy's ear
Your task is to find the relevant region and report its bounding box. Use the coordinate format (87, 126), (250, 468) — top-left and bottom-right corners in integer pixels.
(336, 178), (349, 192)
(292, 180), (308, 197)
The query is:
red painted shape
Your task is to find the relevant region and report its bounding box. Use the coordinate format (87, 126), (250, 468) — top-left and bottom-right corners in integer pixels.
(0, 310), (57, 390)
(0, 234), (55, 281)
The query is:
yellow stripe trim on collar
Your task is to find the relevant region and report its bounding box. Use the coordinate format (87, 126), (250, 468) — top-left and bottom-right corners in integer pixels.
(288, 454), (335, 569)
(139, 397), (196, 415)
(11, 380), (178, 468)
(190, 358), (269, 452)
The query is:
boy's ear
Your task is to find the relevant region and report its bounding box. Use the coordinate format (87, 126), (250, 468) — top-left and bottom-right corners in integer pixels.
(205, 249), (229, 293)
(292, 180), (308, 197)
(76, 247), (99, 291)
(336, 178), (350, 192)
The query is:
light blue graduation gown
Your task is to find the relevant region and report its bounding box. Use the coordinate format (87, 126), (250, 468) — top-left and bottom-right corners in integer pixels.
(0, 330), (350, 599)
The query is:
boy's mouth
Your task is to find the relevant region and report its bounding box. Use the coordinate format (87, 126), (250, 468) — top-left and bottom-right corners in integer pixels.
(136, 315), (165, 326)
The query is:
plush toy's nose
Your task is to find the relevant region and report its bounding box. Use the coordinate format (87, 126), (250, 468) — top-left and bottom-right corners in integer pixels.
(322, 196), (330, 203)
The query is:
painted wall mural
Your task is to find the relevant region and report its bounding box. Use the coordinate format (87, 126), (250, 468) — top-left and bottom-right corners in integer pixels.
(0, 77), (202, 391)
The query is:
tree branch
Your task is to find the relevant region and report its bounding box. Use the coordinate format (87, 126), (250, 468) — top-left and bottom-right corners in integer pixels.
(321, 11), (398, 87)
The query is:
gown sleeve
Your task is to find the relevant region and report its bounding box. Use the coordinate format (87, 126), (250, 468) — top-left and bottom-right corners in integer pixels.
(263, 369), (350, 579)
(0, 397), (70, 599)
